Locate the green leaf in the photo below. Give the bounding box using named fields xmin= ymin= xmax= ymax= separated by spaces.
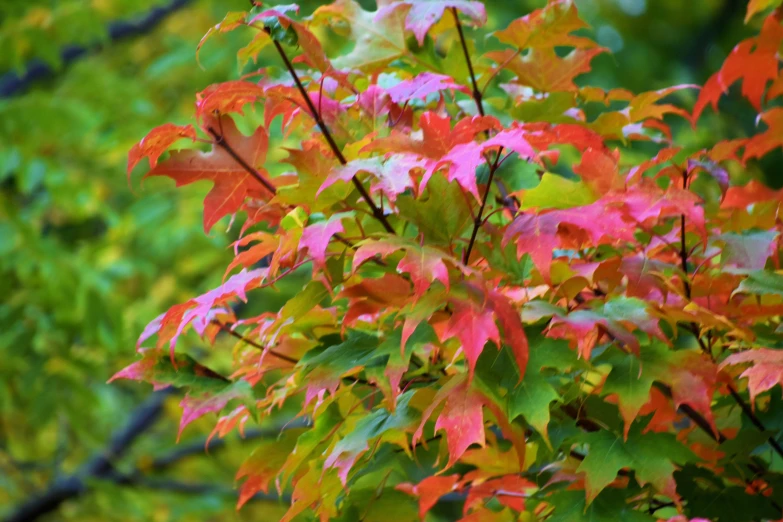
xmin=519 ymin=172 xmax=597 ymax=210
xmin=734 ymin=270 xmax=783 ymax=297
xmin=576 ymin=427 xmax=696 ymax=503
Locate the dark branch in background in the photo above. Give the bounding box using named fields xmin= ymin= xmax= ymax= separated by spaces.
xmin=266 ymin=33 xmax=395 ymax=234
xmin=0 ymin=0 xmax=192 ymax=98
xmin=4 ymin=388 xmax=175 ymax=522
xmin=4 ymin=391 xmax=309 ymax=522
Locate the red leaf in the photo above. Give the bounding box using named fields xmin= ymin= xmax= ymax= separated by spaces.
xmin=464 ymin=475 xmax=535 ymax=514
xmin=434 ymin=384 xmax=485 ymax=469
xmin=573 ymin=147 xmax=622 ymax=194
xmin=145 ymin=116 xmax=270 ymax=233
xmin=195 ymin=81 xmax=266 ymax=122
xmin=487 ymin=291 xmax=529 ymax=378
xmin=433 ymin=127 xmax=538 ymax=201
xmin=127 ymin=123 xmax=197 ymax=175
xmin=392 ymin=0 xmax=486 ymax=46
xmin=386 ymin=72 xmax=470 ymax=104
xmin=319 ymin=154 xmax=426 ymax=202
xmin=693 ymin=15 xmax=783 ymax=120
xmin=396 ymin=474 xmax=461 ymax=519
xmin=722 ymin=179 xmax=783 ymax=209
xmin=721 ymin=348 xmax=783 ymax=404
xmin=744 ymin=108 xmax=783 ymax=161
xmin=442 ymin=302 xmax=500 ymax=379
xmin=353 ymin=238 xmax=454 ymax=298
xmin=300 ymin=214 xmax=347 ymax=268
xmin=142 ymin=268 xmax=266 ymax=356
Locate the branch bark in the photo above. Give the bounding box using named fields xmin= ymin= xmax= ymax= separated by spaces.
xmin=0 ymin=0 xmax=192 ymax=98
xmin=4 ymin=388 xmax=175 ymax=522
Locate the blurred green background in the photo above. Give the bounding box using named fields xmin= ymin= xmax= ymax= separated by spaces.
xmin=0 ymin=0 xmax=770 ymax=520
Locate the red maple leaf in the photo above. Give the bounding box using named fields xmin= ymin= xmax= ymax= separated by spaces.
xmin=721 ymin=348 xmax=783 ymax=404
xmin=693 ymin=15 xmax=783 ymax=120
xmin=146 ymin=116 xmax=271 ymax=233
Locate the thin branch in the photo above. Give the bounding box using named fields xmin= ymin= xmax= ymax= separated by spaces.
xmin=677 ymin=170 xmax=783 ymax=460
xmin=267 ymin=35 xmax=395 ymax=234
xmin=212 ymin=320 xmax=298 ymax=364
xmin=206 ymin=126 xmax=278 ymax=195
xmin=463 ymin=148 xmax=503 ymax=264
xmin=451 ymin=8 xmax=484 ymax=117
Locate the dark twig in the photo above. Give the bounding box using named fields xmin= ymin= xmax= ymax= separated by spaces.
xmin=212 ymin=320 xmax=298 ymax=364
xmin=463 ymin=149 xmax=502 ymax=264
xmin=677 ymin=170 xmax=783 ymax=460
xmin=267 ymin=35 xmax=395 ymax=234
xmin=206 ymin=127 xmax=278 ymax=195
xmin=451 ymin=8 xmax=484 ymax=117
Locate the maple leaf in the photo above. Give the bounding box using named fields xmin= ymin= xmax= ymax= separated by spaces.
xmin=495 ymin=0 xmax=597 ymax=51
xmin=414 ymin=377 xmax=486 ymax=469
xmin=433 ymin=126 xmax=538 ymax=201
xmin=236 ymin=430 xmax=300 ymax=509
xmin=576 ymin=427 xmax=696 ymax=504
xmin=140 ymin=268 xmax=266 ymax=357
xmin=396 ymin=475 xmax=461 ymax=520
xmin=392 ymin=0 xmax=486 ymax=46
xmin=487 ymin=47 xmax=605 ymax=93
xmin=312 ymin=0 xmax=407 ymax=71
xmin=145 ymin=116 xmax=271 ymax=233
xmin=464 ymin=475 xmax=536 ymax=513
xmin=744 ymin=108 xmax=783 ymax=161
xmin=177 ymin=380 xmax=252 ymax=441
xmin=386 ymin=72 xmax=470 ymax=104
xmin=318 ymin=154 xmax=426 ymax=202
xmin=127 ymin=123 xmax=197 ymax=176
xmin=487 ymin=290 xmax=529 ymax=379
xmin=715 ymin=230 xmax=779 ymax=270
xmin=720 ymin=348 xmax=783 ymax=404
xmin=195 ymin=81 xmax=266 ymax=122
xmin=352 ymin=236 xmax=454 ymax=297
xmin=722 ymin=179 xmax=783 ymax=209
xmin=324 ymin=392 xmax=417 ymax=484
xmin=299 ymin=213 xmax=348 ymax=268
xmin=693 ymin=15 xmax=783 ymax=120
xmin=441 ymin=301 xmax=501 ymax=379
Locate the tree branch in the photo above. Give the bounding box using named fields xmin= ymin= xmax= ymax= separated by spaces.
xmin=206 ymin=126 xmax=278 ymax=195
xmin=0 ymin=0 xmax=192 ymax=98
xmin=267 ymin=35 xmax=395 ymax=234
xmin=4 ymin=388 xmax=176 ymax=522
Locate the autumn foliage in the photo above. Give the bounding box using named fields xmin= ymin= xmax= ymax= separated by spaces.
xmin=120 ymin=0 xmax=783 ymax=520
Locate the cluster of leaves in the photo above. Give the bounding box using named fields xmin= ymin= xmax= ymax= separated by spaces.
xmin=122 ymin=0 xmax=783 ymax=520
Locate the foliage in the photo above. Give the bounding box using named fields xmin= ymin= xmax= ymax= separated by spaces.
xmin=118 ymin=0 xmax=783 ymax=520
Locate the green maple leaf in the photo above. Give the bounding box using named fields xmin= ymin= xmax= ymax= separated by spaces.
xmin=576 ymin=427 xmax=696 ymax=503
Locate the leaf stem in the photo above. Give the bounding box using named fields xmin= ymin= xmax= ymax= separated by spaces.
xmin=267 ymin=34 xmax=395 ymax=234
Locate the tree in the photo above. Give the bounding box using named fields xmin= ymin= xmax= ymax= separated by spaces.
xmin=120 ymin=0 xmax=783 ymax=520
xmin=5 ymin=0 xmax=783 ymax=520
